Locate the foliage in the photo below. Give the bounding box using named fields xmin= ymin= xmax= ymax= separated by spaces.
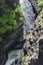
xmin=25 ymin=34 xmax=30 ymax=40
xmin=19 ymin=17 xmax=24 ymax=22
xmin=34 ymin=13 xmax=36 ymax=17
xmin=0 ymin=27 xmax=6 ymax=35
xmin=38 ymin=0 xmax=43 ymax=7
xmin=0 ymin=37 xmax=3 ymax=43
xmin=15 ymin=6 xmax=23 ymax=13
xmin=0 ymin=6 xmax=24 ymax=36
xmin=0 ymin=9 xmax=17 ymax=35
xmin=0 ymin=6 xmax=24 ymax=43
xmin=0 ymin=0 xmax=5 ymax=8
xmin=0 ymin=0 xmax=5 ymax=4
xmin=23 ymin=55 xmax=30 ymax=65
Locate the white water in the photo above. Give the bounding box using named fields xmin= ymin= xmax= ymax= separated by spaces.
xmin=5 ymin=50 xmax=23 ymax=65
xmin=19 ymin=0 xmax=35 ymax=34
xmin=5 ymin=0 xmax=35 ymax=65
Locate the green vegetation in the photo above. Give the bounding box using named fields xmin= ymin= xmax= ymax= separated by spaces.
xmin=25 ymin=34 xmax=30 ymax=40
xmin=0 ymin=37 xmax=3 ymax=43
xmin=37 ymin=0 xmax=43 ymax=11
xmin=0 ymin=5 xmax=24 ymax=43
xmin=23 ymin=55 xmax=30 ymax=65
xmin=0 ymin=0 xmax=5 ymax=8
xmin=38 ymin=0 xmax=43 ymax=7
xmin=0 ymin=0 xmax=5 ymax=4
xmin=34 ymin=13 xmax=36 ymax=17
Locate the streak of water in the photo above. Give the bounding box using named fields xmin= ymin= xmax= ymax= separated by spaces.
xmin=19 ymin=0 xmax=35 ymax=34
xmin=5 ymin=0 xmax=35 ymax=65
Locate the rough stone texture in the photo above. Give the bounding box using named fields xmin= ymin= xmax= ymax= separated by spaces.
xmin=39 ymin=39 xmax=43 ymax=64
xmin=0 ymin=24 xmax=24 ymax=65
xmin=28 ymin=10 xmax=43 ymax=65
xmin=0 ymin=1 xmax=43 ymax=65
xmin=3 ymin=10 xmax=43 ymax=65
xmin=5 ymin=0 xmax=19 ymax=8
xmin=19 ymin=10 xmax=43 ymax=65
xmin=0 ymin=51 xmax=7 ymax=65
xmin=11 ymin=10 xmax=43 ymax=65
xmin=29 ymin=0 xmax=41 ymax=15
xmin=0 ymin=0 xmax=24 ymax=65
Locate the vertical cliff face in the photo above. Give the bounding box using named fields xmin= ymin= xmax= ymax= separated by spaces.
xmin=28 ymin=0 xmax=41 ymax=15
xmin=0 ymin=0 xmax=43 ymax=65
xmin=23 ymin=9 xmax=43 ymax=65
xmin=0 ymin=0 xmax=19 ymax=16
xmin=0 ymin=0 xmax=23 ymax=65
xmin=39 ymin=39 xmax=43 ymax=64
xmin=5 ymin=0 xmax=19 ymax=8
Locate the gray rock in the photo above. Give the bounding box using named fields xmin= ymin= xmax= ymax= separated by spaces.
xmin=29 ymin=0 xmax=41 ymax=15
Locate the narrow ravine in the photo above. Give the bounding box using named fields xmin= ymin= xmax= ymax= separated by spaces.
xmin=5 ymin=0 xmax=35 ymax=65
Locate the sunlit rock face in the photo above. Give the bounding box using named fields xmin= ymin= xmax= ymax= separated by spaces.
xmin=19 ymin=0 xmax=35 ymax=34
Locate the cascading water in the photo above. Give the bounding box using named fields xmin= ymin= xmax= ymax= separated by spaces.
xmin=19 ymin=0 xmax=35 ymax=34
xmin=5 ymin=50 xmax=22 ymax=65
xmin=5 ymin=0 xmax=35 ymax=65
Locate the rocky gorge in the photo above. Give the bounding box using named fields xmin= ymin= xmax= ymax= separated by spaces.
xmin=0 ymin=0 xmax=43 ymax=65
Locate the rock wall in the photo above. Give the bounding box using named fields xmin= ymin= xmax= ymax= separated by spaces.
xmin=0 ymin=0 xmax=24 ymax=65
xmin=29 ymin=0 xmax=41 ymax=15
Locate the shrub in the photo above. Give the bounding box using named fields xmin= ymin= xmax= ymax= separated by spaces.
xmin=0 ymin=6 xmax=24 ymax=35
xmin=5 ymin=25 xmax=13 ymax=31
xmin=23 ymin=55 xmax=30 ymax=65
xmin=0 ymin=37 xmax=3 ymax=43
xmin=38 ymin=0 xmax=43 ymax=7
xmin=0 ymin=27 xmax=6 ymax=35
xmin=19 ymin=17 xmax=24 ymax=22
xmin=15 ymin=6 xmax=23 ymax=13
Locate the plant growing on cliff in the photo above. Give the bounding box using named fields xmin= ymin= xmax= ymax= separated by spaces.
xmin=0 ymin=4 xmax=24 ymax=43
xmin=0 ymin=37 xmax=3 ymax=43
xmin=0 ymin=6 xmax=24 ymax=35
xmin=25 ymin=34 xmax=30 ymax=40
xmin=23 ymin=55 xmax=30 ymax=65
xmin=38 ymin=0 xmax=43 ymax=7
xmin=0 ymin=0 xmax=5 ymax=8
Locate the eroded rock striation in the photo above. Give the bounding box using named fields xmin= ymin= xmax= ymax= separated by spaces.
xmin=9 ymin=10 xmax=43 ymax=65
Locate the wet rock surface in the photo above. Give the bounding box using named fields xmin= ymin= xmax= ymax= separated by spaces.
xmin=25 ymin=10 xmax=43 ymax=65
xmin=5 ymin=10 xmax=43 ymax=65
xmin=0 ymin=0 xmax=43 ymax=65
xmin=0 ymin=24 xmax=24 ymax=65
xmin=29 ymin=0 xmax=41 ymax=15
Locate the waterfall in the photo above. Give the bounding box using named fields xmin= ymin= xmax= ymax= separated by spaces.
xmin=5 ymin=50 xmax=22 ymax=65
xmin=5 ymin=0 xmax=35 ymax=65
xmin=19 ymin=0 xmax=35 ymax=34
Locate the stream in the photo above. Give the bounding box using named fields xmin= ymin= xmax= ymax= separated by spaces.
xmin=5 ymin=0 xmax=35 ymax=65
xmin=20 ymin=0 xmax=35 ymax=34
xmin=5 ymin=49 xmax=23 ymax=65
